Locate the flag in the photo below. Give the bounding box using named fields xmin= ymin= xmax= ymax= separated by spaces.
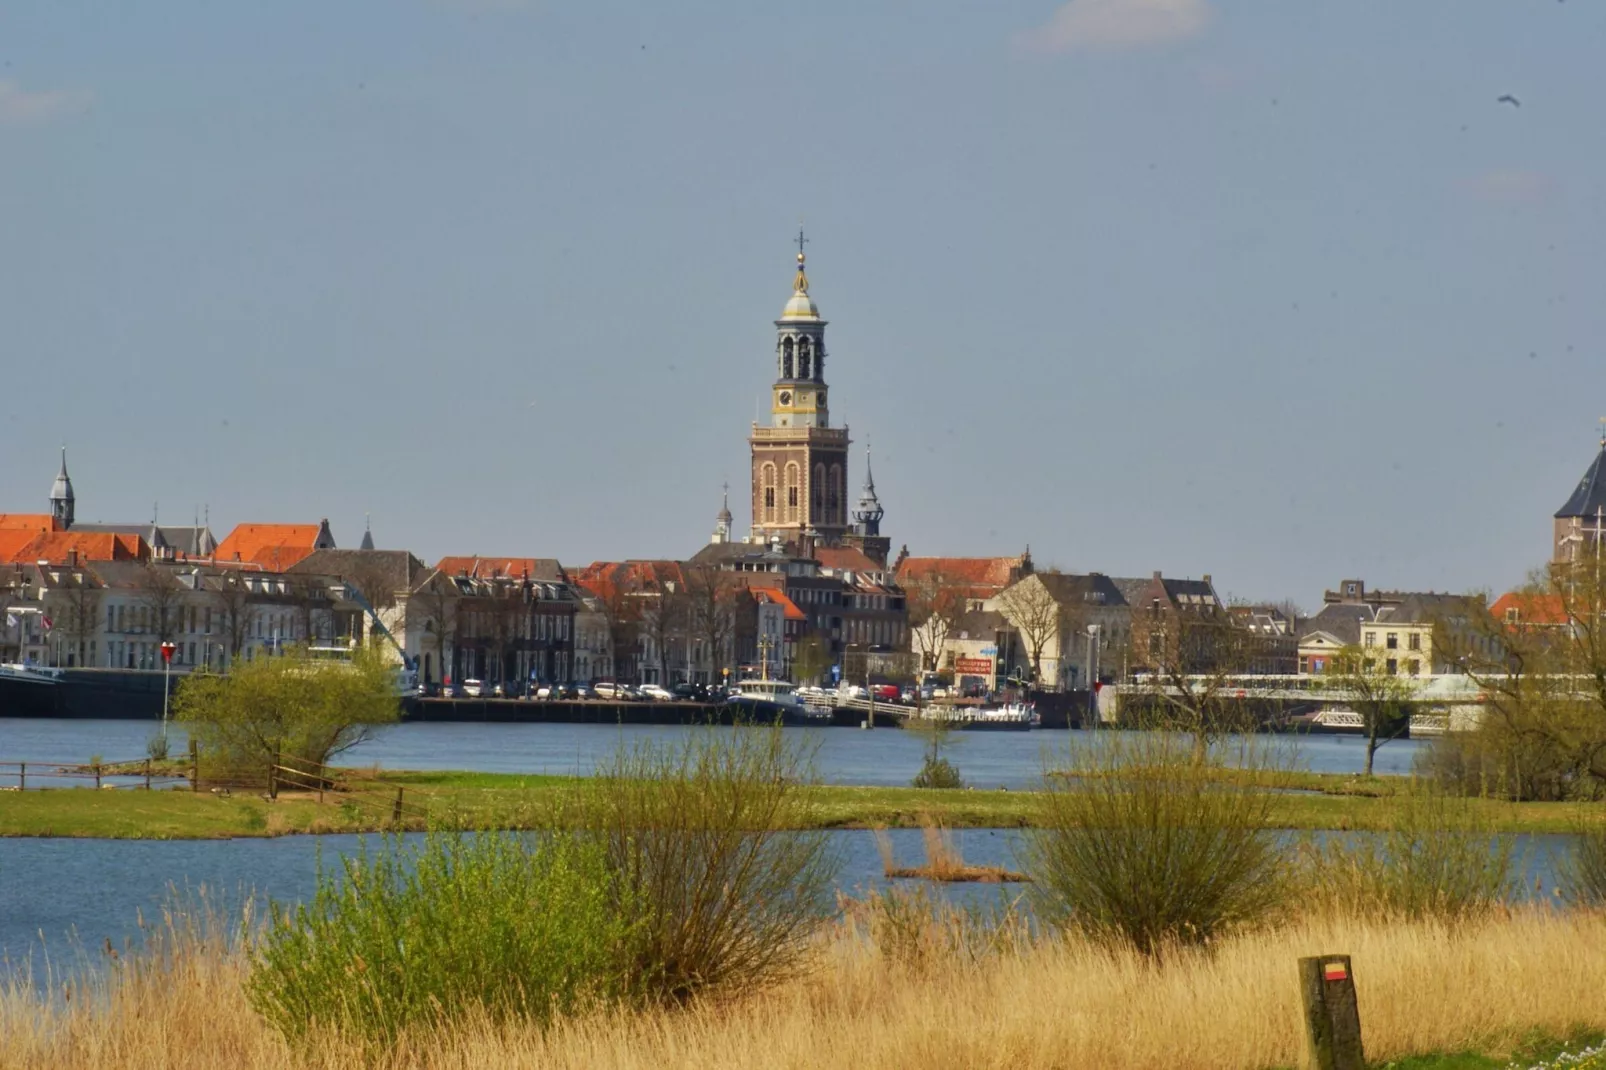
xmin=41 ymin=616 xmax=53 ymax=632
xmin=5 ymin=613 xmax=15 ymax=628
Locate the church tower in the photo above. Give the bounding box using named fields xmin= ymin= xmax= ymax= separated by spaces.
xmin=50 ymin=447 xmax=75 ymax=529
xmin=750 ymin=233 xmax=850 ymax=547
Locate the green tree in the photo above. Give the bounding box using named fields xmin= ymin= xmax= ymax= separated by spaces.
xmin=175 ymin=645 xmax=398 ymax=790
xmin=792 ymin=633 xmax=832 ymax=685
xmin=1325 ymin=643 xmax=1416 ymax=776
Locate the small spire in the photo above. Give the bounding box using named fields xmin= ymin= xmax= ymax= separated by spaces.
xmin=793 ymin=226 xmax=810 ymax=294
xmin=360 ymin=512 xmax=375 ymax=552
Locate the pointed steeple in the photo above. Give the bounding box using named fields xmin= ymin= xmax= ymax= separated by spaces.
xmin=49 ymin=446 xmax=75 ymax=529
xmin=852 ymin=440 xmax=884 ymax=536
xmin=712 ymin=483 xmax=734 ymax=544
xmin=360 ymin=513 xmax=376 ymax=551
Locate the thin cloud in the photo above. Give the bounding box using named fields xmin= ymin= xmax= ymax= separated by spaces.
xmin=1017 ymin=0 xmax=1212 ymax=53
xmin=1462 ymin=169 xmax=1557 ymax=204
xmin=0 ymin=81 xmax=92 ymax=126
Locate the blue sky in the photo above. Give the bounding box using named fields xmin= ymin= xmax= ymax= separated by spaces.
xmin=1 ymin=0 xmax=1600 ymax=608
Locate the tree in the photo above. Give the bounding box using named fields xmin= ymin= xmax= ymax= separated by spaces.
xmin=139 ymin=563 xmax=187 ymax=647
xmin=641 ymin=581 xmax=688 ymax=686
xmin=1437 ymin=559 xmax=1606 ymax=797
xmin=906 ymin=571 xmax=966 ymax=674
xmin=212 ymin=570 xmax=255 ymax=662
xmin=792 ymin=633 xmax=832 ymax=686
xmin=285 ymin=574 xmax=330 ymax=646
xmin=411 ymin=574 xmax=460 ymax=685
xmin=687 ymin=568 xmax=737 ymax=682
xmin=996 ymin=574 xmax=1065 ymax=686
xmin=1326 ymin=644 xmax=1415 ymax=776
xmin=598 ymin=583 xmax=644 ymax=685
xmin=50 ymin=569 xmax=103 ymax=668
xmin=1134 ymin=610 xmax=1257 ymax=764
xmin=175 ymin=644 xmax=399 ymax=791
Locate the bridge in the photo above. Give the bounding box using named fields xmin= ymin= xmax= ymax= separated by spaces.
xmin=1109 ymin=673 xmax=1491 ymax=734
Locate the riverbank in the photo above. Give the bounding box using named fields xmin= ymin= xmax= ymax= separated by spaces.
xmin=0 ymin=768 xmax=1595 ymax=838
xmin=3 ymin=904 xmax=1604 ymax=1069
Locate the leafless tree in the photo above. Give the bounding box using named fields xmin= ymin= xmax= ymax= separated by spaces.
xmin=1133 ymin=609 xmax=1257 ymax=763
xmin=285 ymin=574 xmax=330 ymax=646
xmin=139 ymin=563 xmax=188 ymax=646
xmin=212 ymin=571 xmax=255 ymax=661
xmin=996 ymin=575 xmax=1065 ymax=685
xmin=411 ymin=574 xmax=460 ymax=685
xmin=50 ymin=568 xmax=103 ymax=668
xmin=597 ymin=582 xmax=644 ymax=685
xmin=686 ymin=567 xmax=736 ymax=683
xmin=906 ymin=570 xmax=967 ymax=673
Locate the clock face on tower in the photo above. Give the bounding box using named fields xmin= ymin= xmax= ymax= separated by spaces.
xmin=778 ymin=391 xmax=792 ymax=406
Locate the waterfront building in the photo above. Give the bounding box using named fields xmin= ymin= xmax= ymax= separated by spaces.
xmin=1554 ymin=433 xmax=1606 ymax=565
xmin=215 ymin=521 xmax=337 ymax=571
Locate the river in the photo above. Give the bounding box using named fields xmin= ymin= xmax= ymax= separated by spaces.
xmin=0 ymin=718 xmax=1429 ymax=790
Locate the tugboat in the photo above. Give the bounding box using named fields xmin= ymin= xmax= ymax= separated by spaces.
xmin=725 ymin=677 xmax=831 ymax=727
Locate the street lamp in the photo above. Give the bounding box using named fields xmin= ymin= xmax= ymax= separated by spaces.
xmin=160 ymin=641 xmax=177 ymax=744
xmin=1086 ymin=624 xmax=1102 ymax=729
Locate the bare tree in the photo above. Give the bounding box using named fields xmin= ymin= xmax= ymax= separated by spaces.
xmin=686 ymin=568 xmax=737 ymax=683
xmin=1326 ymin=644 xmax=1415 ymax=776
xmin=411 ymin=574 xmax=460 ymax=686
xmin=139 ymin=563 xmax=188 ymax=647
xmin=641 ymin=581 xmax=688 ymax=686
xmin=793 ymin=632 xmax=832 ymax=686
xmin=50 ymin=569 xmax=103 ymax=668
xmin=285 ymin=574 xmax=330 ymax=646
xmin=212 ymin=571 xmax=255 ymax=661
xmin=996 ymin=575 xmax=1065 ymax=685
xmin=906 ymin=570 xmax=967 ymax=674
xmin=1134 ymin=610 xmax=1257 ymax=763
xmin=598 ymin=583 xmax=644 ymax=685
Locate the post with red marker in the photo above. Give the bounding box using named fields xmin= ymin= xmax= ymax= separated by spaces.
xmin=1298 ymin=953 xmax=1364 ymax=1070
xmin=160 ymin=641 xmax=177 ymax=747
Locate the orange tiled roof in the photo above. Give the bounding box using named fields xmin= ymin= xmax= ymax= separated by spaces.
xmin=755 ymin=588 xmax=807 ymax=622
xmin=896 ymin=556 xmax=1021 ymax=588
xmin=813 ymin=547 xmax=881 ymax=574
xmin=435 ymin=556 xmax=555 ymax=581
xmin=1490 ymin=591 xmax=1569 ymax=626
xmin=0 ymin=529 xmax=42 ymax=564
xmin=7 ymin=531 xmax=149 ymax=565
xmin=0 ymin=514 xmax=59 ymax=533
xmin=215 ymin=523 xmax=325 ymax=570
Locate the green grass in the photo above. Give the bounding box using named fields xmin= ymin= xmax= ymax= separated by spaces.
xmin=0 ymin=770 xmax=1599 ymax=839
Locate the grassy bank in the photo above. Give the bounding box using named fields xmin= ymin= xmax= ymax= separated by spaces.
xmin=4 ymin=905 xmax=1605 ymax=1069
xmin=0 ymin=768 xmax=1596 ymax=838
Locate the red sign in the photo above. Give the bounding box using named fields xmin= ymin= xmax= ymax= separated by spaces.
xmin=160 ymin=642 xmax=176 ymax=664
xmin=954 ymin=657 xmax=993 ymax=676
xmin=1323 ymin=962 xmax=1348 ymax=982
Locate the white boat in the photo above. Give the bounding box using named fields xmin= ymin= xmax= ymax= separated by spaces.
xmin=725 ymin=679 xmax=830 ymax=725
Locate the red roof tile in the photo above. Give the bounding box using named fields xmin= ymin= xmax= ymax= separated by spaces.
xmin=813 ymin=547 xmax=881 ymax=574
xmin=0 ymin=514 xmax=59 ymax=533
xmin=754 ymin=588 xmax=807 ymax=621
xmin=6 ymin=531 xmax=149 ymax=565
xmin=215 ymin=523 xmax=326 ymax=570
xmin=896 ymin=556 xmax=1023 ymax=588
xmin=1489 ymin=591 xmax=1569 ymax=627
xmin=434 ymin=556 xmax=562 ymax=582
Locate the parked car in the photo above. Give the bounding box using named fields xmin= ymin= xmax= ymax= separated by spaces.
xmin=671 ymin=682 xmax=710 ymax=701
xmin=838 ymin=684 xmax=868 ymax=700
xmin=593 ymin=681 xmax=635 ymax=700
xmin=461 ymin=679 xmax=484 ymax=697
xmin=640 ymin=684 xmax=675 ymax=702
xmin=415 ymin=681 xmax=441 ymax=698
xmin=871 ymin=684 xmax=900 ymax=702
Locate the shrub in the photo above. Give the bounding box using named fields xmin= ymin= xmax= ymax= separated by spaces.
xmin=576 ymin=724 xmax=841 ymax=1004
xmin=912 ymin=754 xmax=964 ymax=789
xmin=841 ymin=885 xmax=1029 ymax=972
xmin=176 ymin=646 xmax=398 ymax=790
xmin=1293 ymin=789 xmax=1516 ymax=922
xmin=1416 ymin=722 xmax=1590 ymax=802
xmin=1561 ymin=819 xmax=1606 ymax=907
xmin=1022 ymin=731 xmax=1287 ymax=959
xmin=247 ymin=830 xmax=635 ymax=1048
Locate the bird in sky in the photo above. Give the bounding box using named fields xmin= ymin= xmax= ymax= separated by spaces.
xmin=1497 ymin=94 xmax=1521 ymax=108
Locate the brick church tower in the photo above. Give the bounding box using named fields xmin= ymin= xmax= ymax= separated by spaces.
xmin=749 ymin=234 xmax=851 ymax=548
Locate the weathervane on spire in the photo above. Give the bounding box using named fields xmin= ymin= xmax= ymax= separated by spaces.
xmin=792 ymin=226 xmax=810 ymax=293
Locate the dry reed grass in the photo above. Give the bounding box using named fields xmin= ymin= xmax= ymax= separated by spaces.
xmin=872 ymin=821 xmax=1029 ymax=883
xmin=6 ymin=905 xmax=1606 ymax=1070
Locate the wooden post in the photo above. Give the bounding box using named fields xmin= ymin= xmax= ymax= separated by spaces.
xmin=18 ymin=762 xmax=24 ymax=791
xmin=144 ymin=758 xmax=152 ymax=792
xmin=190 ymin=739 xmax=199 ymax=791
xmin=268 ymin=742 xmax=280 ymax=800
xmin=1299 ymin=954 xmax=1364 ymax=1070
xmin=93 ymin=762 xmax=101 ymax=790
xmin=392 ymin=787 xmax=405 ymax=826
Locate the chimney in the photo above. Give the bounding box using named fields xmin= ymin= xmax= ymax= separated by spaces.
xmin=1202 ymin=574 xmax=1212 ymax=587
xmin=67 ymin=548 xmax=79 ymax=567
xmin=1152 ymin=570 xmax=1162 ymax=580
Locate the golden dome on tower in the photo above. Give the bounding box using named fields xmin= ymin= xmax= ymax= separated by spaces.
xmin=779 ymin=251 xmax=821 ymax=321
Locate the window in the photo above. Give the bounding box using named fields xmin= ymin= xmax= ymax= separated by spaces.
xmin=788 ymin=486 xmax=798 ymax=507
xmin=106 ymin=605 xmax=115 ymax=631
xmin=1408 ymin=633 xmax=1421 ymax=651
xmin=1363 ymin=632 xmax=1375 ymax=648
xmin=1386 ymin=658 xmax=1398 ymax=675
xmin=1506 ymin=607 xmax=1520 ymax=624
xmin=1408 ymin=659 xmax=1420 ymax=676
xmin=1386 ymin=632 xmax=1398 ymax=650
xmin=1149 ymin=633 xmax=1162 ymax=656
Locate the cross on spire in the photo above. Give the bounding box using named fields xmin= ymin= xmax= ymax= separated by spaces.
xmin=795 ymin=226 xmax=808 ymax=261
